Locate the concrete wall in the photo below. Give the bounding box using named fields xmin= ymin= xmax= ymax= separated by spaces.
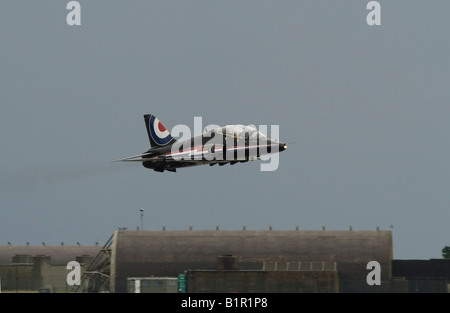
xmin=186 ymin=270 xmax=340 ymax=293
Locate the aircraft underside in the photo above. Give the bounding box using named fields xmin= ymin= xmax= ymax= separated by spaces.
xmin=142 ymin=159 xmax=250 ymax=173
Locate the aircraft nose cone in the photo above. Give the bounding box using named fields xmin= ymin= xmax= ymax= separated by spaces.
xmin=279 ymin=142 xmax=287 ymax=151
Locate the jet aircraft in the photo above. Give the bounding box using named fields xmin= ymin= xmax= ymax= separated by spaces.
xmin=115 ymin=114 xmax=287 ymax=172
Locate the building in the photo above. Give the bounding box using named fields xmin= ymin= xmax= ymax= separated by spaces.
xmin=0 ymin=244 xmax=101 ymax=292
xmin=1 ymin=228 xmax=449 ymax=293
xmin=108 ymin=228 xmax=392 ymax=293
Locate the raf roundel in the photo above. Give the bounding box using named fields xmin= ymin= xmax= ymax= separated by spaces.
xmin=149 ymin=115 xmax=173 ymax=146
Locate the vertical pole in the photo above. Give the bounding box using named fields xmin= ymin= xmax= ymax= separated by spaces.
xmin=139 ymin=209 xmax=144 ymax=231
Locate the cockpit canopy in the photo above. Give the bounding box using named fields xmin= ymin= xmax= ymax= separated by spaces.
xmin=211 ymin=124 xmax=268 ymax=140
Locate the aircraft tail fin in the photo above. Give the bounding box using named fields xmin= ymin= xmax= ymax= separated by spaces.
xmin=144 ymin=114 xmax=176 ymax=148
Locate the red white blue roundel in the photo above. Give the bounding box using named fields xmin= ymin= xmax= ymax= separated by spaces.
xmin=149 ymin=115 xmax=173 ymax=146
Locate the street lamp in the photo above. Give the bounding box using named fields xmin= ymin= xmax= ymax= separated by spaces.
xmin=139 ymin=208 xmax=144 ymax=231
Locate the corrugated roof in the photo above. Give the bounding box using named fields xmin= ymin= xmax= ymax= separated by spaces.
xmin=0 ymin=246 xmax=102 ymax=265
xmin=114 ymin=229 xmax=392 ymax=263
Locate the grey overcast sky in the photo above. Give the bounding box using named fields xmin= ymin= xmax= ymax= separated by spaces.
xmin=0 ymin=1 xmax=449 ymax=260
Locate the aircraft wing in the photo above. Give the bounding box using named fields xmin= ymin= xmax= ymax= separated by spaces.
xmin=113 ymin=146 xmax=256 ymax=172
xmin=111 ymin=152 xmax=157 ymax=162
